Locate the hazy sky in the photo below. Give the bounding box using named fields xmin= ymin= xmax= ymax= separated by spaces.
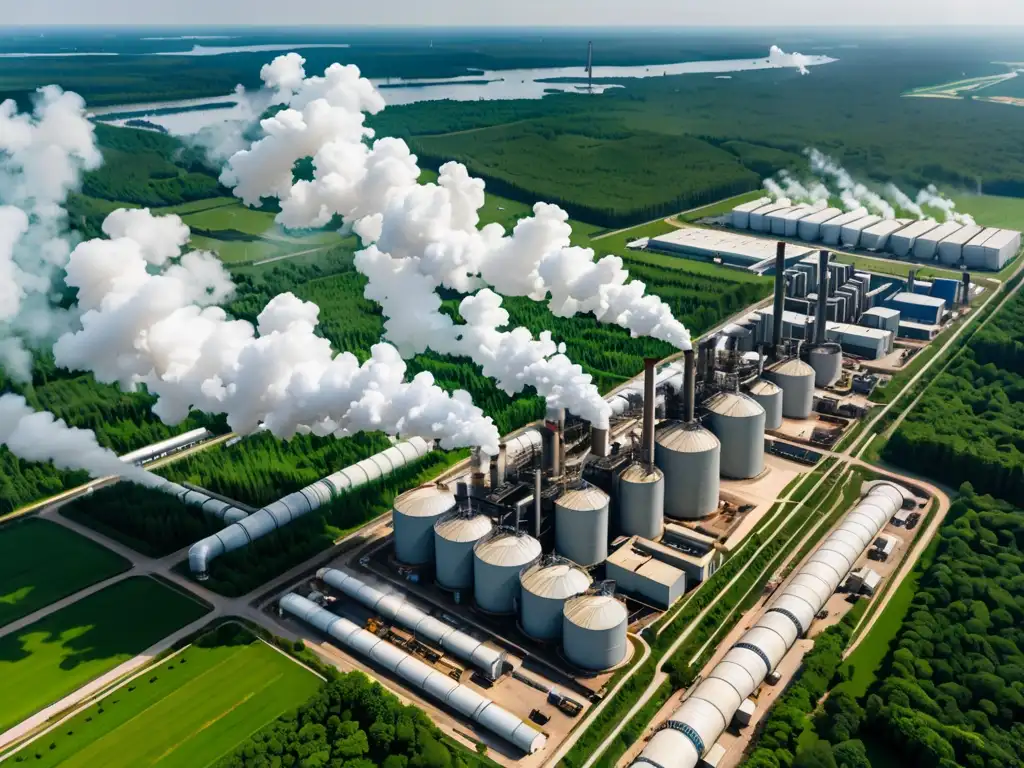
xmin=10 ymin=0 xmax=1024 ymax=27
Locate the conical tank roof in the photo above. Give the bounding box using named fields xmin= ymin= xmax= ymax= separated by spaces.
xmin=394 ymin=484 xmax=456 ymax=517
xmin=474 ymin=531 xmax=542 ymax=566
xmin=563 ymin=594 xmax=628 ymax=629
xmin=434 ymin=513 xmax=493 ymax=542
xmin=520 ymin=562 xmax=592 ymax=599
xmin=748 ymin=379 xmax=781 ymax=396
xmin=705 ymin=391 xmax=765 ymax=418
xmin=769 ymin=358 xmax=815 ymax=377
xmin=656 ymin=421 xmax=720 ymax=453
xmin=619 ymin=463 xmax=663 ymax=484
xmin=556 ymin=486 xmax=609 ymax=511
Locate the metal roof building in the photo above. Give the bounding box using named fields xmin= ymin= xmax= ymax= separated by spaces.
xmin=824 ymin=322 xmax=893 ymax=359
xmin=647 ymin=228 xmax=816 ymax=271
xmin=840 ymin=214 xmax=882 ymax=248
xmin=731 ymin=198 xmax=772 ymax=229
xmin=889 ymin=219 xmax=940 ymax=257
xmin=821 ymin=209 xmax=869 ymax=245
xmin=883 ymin=291 xmax=946 ymax=325
xmin=936 ymin=223 xmax=982 ymax=266
xmin=974 ymin=229 xmax=1021 ymax=271
xmin=778 ymin=205 xmax=820 ymax=237
xmin=860 ymin=306 xmax=901 ymax=333
xmin=749 ymin=202 xmax=793 ymax=232
xmin=628 ymin=482 xmax=911 ymax=768
xmin=911 ymin=221 xmax=962 ymax=261
xmin=797 ymin=207 xmax=842 ymax=241
xmin=859 ymin=219 xmax=909 ymax=251
xmin=606 ymin=539 xmax=687 ymax=609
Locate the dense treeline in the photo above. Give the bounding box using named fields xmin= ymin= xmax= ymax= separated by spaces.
xmin=859 ymin=487 xmax=1024 ymax=768
xmin=61 ymin=483 xmax=224 ymax=557
xmin=886 ymin=290 xmax=1024 ymax=505
xmin=410 ymin=119 xmax=760 ymax=228
xmin=214 ymin=655 xmax=493 ymax=768
xmin=159 ymin=431 xmax=394 ymax=508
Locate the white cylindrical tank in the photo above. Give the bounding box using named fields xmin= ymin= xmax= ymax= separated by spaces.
xmin=655 ymin=422 xmax=721 ymax=519
xmin=747 ymin=379 xmax=783 ymax=431
xmin=808 ymin=344 xmax=842 ymax=388
xmin=768 ymin=358 xmax=815 ymax=419
xmin=562 ymin=593 xmax=629 ymax=671
xmin=434 ymin=513 xmax=494 ymax=590
xmin=519 ymin=560 xmax=593 ymax=641
xmin=393 ymin=485 xmax=457 ymax=565
xmin=705 ymin=391 xmax=765 ymax=480
xmin=473 ymin=532 xmax=542 ymax=614
xmin=617 ymin=463 xmax=665 ymax=539
xmin=555 ymin=486 xmax=610 ymax=567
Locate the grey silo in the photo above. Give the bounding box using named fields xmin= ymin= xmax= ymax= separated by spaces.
xmin=654 ymin=422 xmax=721 ymax=519
xmin=767 ymin=358 xmax=815 ymax=419
xmin=562 ymin=593 xmax=629 ymax=671
xmin=393 ymin=484 xmax=457 ymax=565
xmin=617 ymin=463 xmax=665 ymax=539
xmin=473 ymin=532 xmax=542 ymax=614
xmin=555 ymin=486 xmax=611 ymax=567
xmin=808 ymin=345 xmax=842 ymax=388
xmin=747 ymin=379 xmax=783 ymax=430
xmin=519 ymin=560 xmax=593 ymax=640
xmin=433 ymin=513 xmax=494 ymax=590
xmin=705 ymin=391 xmax=766 ymax=480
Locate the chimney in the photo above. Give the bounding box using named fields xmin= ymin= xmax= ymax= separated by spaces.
xmin=907 ymin=269 xmax=916 ymax=294
xmin=642 ymin=357 xmax=657 ymax=468
xmin=772 ymin=241 xmax=786 ymax=355
xmin=962 ymin=270 xmax=971 ymax=306
xmin=683 ymin=349 xmax=696 ymax=423
xmin=533 ymin=469 xmax=543 ymax=538
xmin=816 ymin=250 xmax=830 ymax=345
xmin=489 ymin=455 xmax=500 ymax=489
xmin=471 ymin=448 xmax=486 ymax=494
xmin=497 ymin=443 xmax=507 ymax=484
xmin=591 ymin=426 xmax=609 ymax=458
xmin=544 ymin=406 xmax=564 ymax=478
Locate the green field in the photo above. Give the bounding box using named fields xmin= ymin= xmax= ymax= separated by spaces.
xmin=0 ymin=519 xmax=131 ymax=629
xmin=0 ymin=576 xmax=210 ymax=733
xmin=951 ymin=192 xmax=1024 ymax=230
xmin=17 ymin=625 xmax=321 ymax=768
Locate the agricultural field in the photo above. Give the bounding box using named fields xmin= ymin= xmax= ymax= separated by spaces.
xmin=17 ymin=624 xmax=321 ymax=768
xmin=951 ymin=192 xmax=1024 ymax=230
xmin=0 ymin=519 xmax=130 ymax=628
xmin=0 ymin=576 xmax=210 ymax=733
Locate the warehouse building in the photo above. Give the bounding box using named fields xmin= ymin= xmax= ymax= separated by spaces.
xmin=821 ymin=209 xmax=871 ymax=245
xmin=846 ymin=567 xmax=882 ymax=596
xmin=731 ymin=198 xmax=772 ymax=229
xmin=606 ymin=539 xmax=687 ymax=609
xmin=777 ymin=205 xmax=820 ymax=237
xmin=860 ymin=307 xmax=901 ymax=333
xmin=860 ymin=219 xmax=909 ymax=251
xmin=883 ymin=291 xmax=946 ymax=325
xmin=753 ymin=308 xmax=816 ymax=344
xmin=929 ymin=277 xmax=962 ymax=307
xmin=646 ymin=228 xmax=815 ymax=271
xmin=889 ymin=220 xmax=940 ymax=257
xmin=797 ymin=207 xmax=843 ymax=241
xmin=912 ymin=221 xmax=962 ymax=261
xmin=749 ymin=202 xmax=796 ymax=232
xmin=937 ymin=224 xmax=982 ymax=266
xmin=825 ymin=322 xmax=893 ymax=359
xmin=840 ymin=214 xmax=882 ymax=248
xmin=898 ymin=321 xmax=938 ymax=341
xmin=966 ymin=228 xmax=1021 ymax=271
xmin=767 ymin=205 xmax=810 ymax=235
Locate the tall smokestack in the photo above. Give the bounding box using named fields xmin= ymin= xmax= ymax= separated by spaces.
xmin=772 ymin=241 xmax=786 ymax=355
xmin=642 ymin=357 xmax=657 ymax=468
xmin=497 ymin=443 xmax=507 ymax=484
xmin=907 ymin=269 xmax=916 ymax=294
xmin=489 ymin=455 xmax=500 ymax=489
xmin=683 ymin=349 xmax=696 ymax=423
xmin=533 ymin=469 xmax=543 ymax=538
xmin=816 ymin=250 xmax=829 ymax=345
xmin=591 ymin=426 xmax=609 ymax=458
xmin=962 ymin=271 xmax=971 ymax=306
xmin=544 ymin=406 xmax=564 ymax=478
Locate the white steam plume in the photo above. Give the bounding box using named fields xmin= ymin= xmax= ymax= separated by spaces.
xmin=915 ymin=184 xmax=976 ymax=225
xmin=767 ymin=46 xmax=815 ymax=76
xmin=52 ymin=208 xmax=501 ymax=454
xmin=219 ymin=56 xmax=695 ymax=428
xmin=0 ymin=394 xmax=166 ymax=487
xmin=884 ymin=182 xmax=924 ymax=219
xmin=0 ymin=87 xmax=102 ymax=378
xmin=805 ymin=149 xmax=896 ymax=219
xmin=763 ymin=170 xmax=829 ymax=209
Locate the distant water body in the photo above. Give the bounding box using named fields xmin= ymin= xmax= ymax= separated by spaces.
xmin=0 ymin=43 xmax=349 ymax=58
xmin=92 ymin=52 xmax=836 ymax=135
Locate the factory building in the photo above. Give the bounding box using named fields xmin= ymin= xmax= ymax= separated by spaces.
xmin=883 ymin=291 xmax=946 ymax=325
xmin=821 ymin=210 xmax=870 ymax=245
xmin=846 ymin=566 xmax=882 ymax=596
xmin=645 ymin=228 xmax=815 ymax=272
xmin=968 ymin=228 xmax=1021 ymax=271
xmin=824 ymin=322 xmax=893 ymax=360
xmin=606 ymin=539 xmax=688 ymax=608
xmin=840 ymin=214 xmax=882 ymax=248
xmin=912 ymin=221 xmax=962 ymax=261
xmin=937 ymin=224 xmax=982 ymax=266
xmin=777 ymin=205 xmax=819 ymax=237
xmin=731 ymin=198 xmax=772 ymax=229
xmin=628 ymin=482 xmax=912 ymax=768
xmin=889 ymin=220 xmax=941 ymax=257
xmin=860 ymin=307 xmax=901 ymax=334
xmin=859 ymin=219 xmax=908 ymax=251
xmin=749 ymin=202 xmax=794 ymax=233
xmin=797 ymin=208 xmax=842 ymax=241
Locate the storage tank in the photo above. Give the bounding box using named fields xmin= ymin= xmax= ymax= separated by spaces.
xmin=767 ymin=358 xmax=815 ymax=419
xmin=555 ymin=486 xmax=610 ymax=567
xmin=705 ymin=391 xmax=765 ymax=480
xmin=473 ymin=532 xmax=542 ymax=614
xmin=562 ymin=593 xmax=629 ymax=671
xmin=617 ymin=463 xmax=665 ymax=539
xmin=747 ymin=379 xmax=783 ymax=430
xmin=654 ymin=422 xmax=721 ymax=519
xmin=434 ymin=513 xmax=494 ymax=590
xmin=393 ymin=484 xmax=456 ymax=565
xmin=808 ymin=343 xmax=842 ymax=388
xmin=519 ymin=559 xmax=593 ymax=641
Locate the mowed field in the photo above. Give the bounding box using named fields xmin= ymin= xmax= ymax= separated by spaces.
xmin=20 ymin=627 xmax=321 ymax=768
xmin=951 ymin=192 xmax=1024 ymax=230
xmin=0 ymin=576 xmax=210 ymax=732
xmin=0 ymin=519 xmax=131 ymax=629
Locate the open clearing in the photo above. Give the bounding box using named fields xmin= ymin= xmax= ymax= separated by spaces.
xmin=0 ymin=576 xmax=210 ymax=733
xmin=0 ymin=519 xmax=131 ymax=629
xmin=951 ymin=192 xmax=1024 ymax=230
xmin=19 ymin=627 xmax=320 ymax=768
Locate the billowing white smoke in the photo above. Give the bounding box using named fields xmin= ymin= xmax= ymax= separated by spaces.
xmin=52 ymin=208 xmax=501 ymax=454
xmin=0 ymin=394 xmax=165 ymax=487
xmin=763 ymin=171 xmax=830 ymax=209
xmin=884 ymin=183 xmax=925 ymax=219
xmin=806 ymin=149 xmax=896 ymax=219
xmin=219 ymin=56 xmax=694 ymax=429
xmin=915 ymin=184 xmax=976 ymax=226
xmin=767 ymin=46 xmax=815 ymax=76
xmin=0 ymin=87 xmax=102 ymax=378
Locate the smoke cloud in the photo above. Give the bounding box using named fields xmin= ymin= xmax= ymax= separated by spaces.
xmin=52 ymin=208 xmax=501 ymax=453
xmin=0 ymin=87 xmax=102 ymax=379
xmin=762 ymin=171 xmax=829 ymax=209
xmin=219 ymin=55 xmax=695 ymax=428
xmin=0 ymin=394 xmax=166 ymax=487
xmin=916 ymin=184 xmax=976 ymax=226
xmin=805 ymin=149 xmax=896 ymax=219
xmin=767 ymin=46 xmax=815 ymax=76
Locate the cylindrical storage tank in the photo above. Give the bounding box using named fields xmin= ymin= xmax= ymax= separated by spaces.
xmin=768 ymin=358 xmax=815 ymax=419
xmin=473 ymin=532 xmax=542 ymax=614
xmin=654 ymin=422 xmax=721 ymax=520
xmin=519 ymin=560 xmax=593 ymax=641
xmin=555 ymin=486 xmax=610 ymax=567
xmin=617 ymin=463 xmax=665 ymax=539
xmin=433 ymin=513 xmax=494 ymax=590
xmin=705 ymin=391 xmax=765 ymax=480
xmin=808 ymin=344 xmax=842 ymax=388
xmin=747 ymin=379 xmax=783 ymax=431
xmin=393 ymin=485 xmax=456 ymax=565
xmin=562 ymin=593 xmax=628 ymax=671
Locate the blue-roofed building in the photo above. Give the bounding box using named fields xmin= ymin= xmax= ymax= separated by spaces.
xmin=930 ymin=278 xmax=961 ymax=308
xmin=883 ymin=291 xmax=946 ymax=325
